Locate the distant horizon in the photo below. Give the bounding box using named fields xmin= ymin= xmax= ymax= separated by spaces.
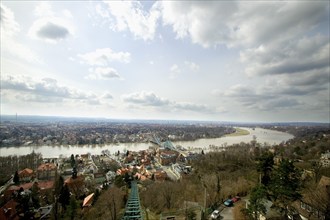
xmin=1 ymin=114 xmax=329 ymax=125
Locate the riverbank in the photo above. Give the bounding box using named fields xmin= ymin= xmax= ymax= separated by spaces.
xmin=224 ymin=127 xmax=250 ymax=137
xmin=0 ymin=127 xmax=294 ymax=157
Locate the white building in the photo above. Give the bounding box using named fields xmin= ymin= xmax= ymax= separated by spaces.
xmin=320 ymin=151 xmax=330 ymax=167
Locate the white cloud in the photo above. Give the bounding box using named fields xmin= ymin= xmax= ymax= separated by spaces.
xmin=122 ymin=91 xmax=170 ymax=106
xmin=97 ymin=1 xmax=161 ymax=41
xmin=0 ymin=4 xmax=41 ymax=63
xmin=159 ymin=1 xmax=329 ymax=48
xmin=95 ymin=3 xmax=110 ymax=18
xmin=160 ymin=1 xmax=237 ymax=47
xmin=78 ymin=48 xmax=131 ymax=66
xmin=62 ymin=9 xmax=73 ymax=18
xmin=1 ymin=75 xmax=97 ymax=103
xmin=122 ymin=91 xmax=219 ymax=114
xmin=169 ymin=61 xmax=200 ymax=79
xmin=169 ymin=64 xmax=181 ymax=79
xmin=86 ymin=67 xmax=120 ymax=80
xmin=0 ymin=3 xmax=20 ymax=36
xmin=101 ymin=92 xmax=113 ymax=99
xmin=34 ymin=2 xmax=54 ymax=17
xmin=184 ymin=61 xmax=200 ymax=72
xmin=2 ymin=38 xmax=42 ymax=63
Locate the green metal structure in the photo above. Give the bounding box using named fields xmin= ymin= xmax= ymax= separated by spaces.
xmin=122 ymin=181 xmax=143 ymax=220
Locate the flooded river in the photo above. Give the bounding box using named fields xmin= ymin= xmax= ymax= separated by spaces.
xmin=0 ymin=127 xmax=293 ymax=158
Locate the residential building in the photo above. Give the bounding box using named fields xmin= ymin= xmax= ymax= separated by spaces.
xmin=293 ymin=176 xmax=330 ymax=220
xmin=37 ymin=163 xmax=57 ymax=180
xmin=18 ymin=168 xmax=34 ymax=182
xmin=158 ymin=150 xmax=179 ymax=166
xmin=320 ymin=152 xmax=330 ymax=167
xmin=153 ymin=170 xmax=167 ymax=181
xmin=65 ymin=175 xmax=86 ymax=197
xmin=93 ymin=173 xmax=106 ymax=185
xmin=83 ymin=193 xmax=94 ymax=208
xmin=0 ymin=199 xmax=19 ymax=220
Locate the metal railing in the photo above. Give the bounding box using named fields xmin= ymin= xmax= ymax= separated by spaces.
xmin=122 ymin=181 xmax=143 ymax=220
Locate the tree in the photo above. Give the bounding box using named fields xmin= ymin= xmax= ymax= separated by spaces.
xmin=186 ymin=208 xmax=197 ymax=220
xmin=70 ymin=154 xmax=75 ymax=168
xmin=13 ymin=170 xmax=19 ymax=185
xmin=31 ymin=182 xmax=40 ymax=208
xmin=256 ymin=152 xmax=274 ymax=186
xmin=59 ymin=184 xmax=70 ymax=211
xmin=269 ymin=159 xmax=302 ymax=218
xmin=162 ymin=181 xmax=177 ymax=209
xmin=246 ymin=185 xmax=267 ymax=220
xmin=69 ymin=196 xmax=77 ymax=220
xmin=72 ymin=166 xmax=77 ymax=179
xmin=311 ymin=160 xmax=322 ymax=183
xmin=114 ymin=175 xmax=125 ymax=188
xmin=53 ymin=174 xmax=64 ymax=219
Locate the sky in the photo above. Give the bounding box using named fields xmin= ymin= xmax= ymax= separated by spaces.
xmin=0 ymin=1 xmax=329 ymax=123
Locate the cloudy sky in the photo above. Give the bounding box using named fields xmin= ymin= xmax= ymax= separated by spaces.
xmin=1 ymin=1 xmax=329 ymax=122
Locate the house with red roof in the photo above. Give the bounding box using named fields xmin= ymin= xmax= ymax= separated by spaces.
xmin=37 ymin=163 xmax=57 ymax=181
xmin=82 ymin=193 xmax=94 ymax=208
xmin=0 ymin=199 xmax=19 ymax=220
xmin=18 ymin=168 xmax=34 ymax=182
xmin=65 ymin=175 xmax=86 ymax=197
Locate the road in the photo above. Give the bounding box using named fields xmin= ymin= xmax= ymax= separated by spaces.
xmin=220 ymin=206 xmax=234 ymax=220
xmin=0 ymin=177 xmax=13 ymax=194
xmin=163 ymin=166 xmax=180 ymax=181
xmin=209 ymin=204 xmax=234 ymax=220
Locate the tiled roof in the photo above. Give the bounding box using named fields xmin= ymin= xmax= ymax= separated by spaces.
xmin=83 ymin=193 xmax=94 ymax=207
xmin=38 ymin=181 xmax=54 ymax=190
xmin=0 ymin=199 xmax=19 ymax=220
xmin=37 ymin=163 xmax=56 ymax=171
xmin=18 ymin=168 xmax=33 ymax=176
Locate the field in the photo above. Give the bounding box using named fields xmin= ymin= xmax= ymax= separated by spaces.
xmin=225 ymin=127 xmax=250 ymax=137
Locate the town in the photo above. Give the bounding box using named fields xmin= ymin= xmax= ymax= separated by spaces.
xmin=0 ymin=121 xmax=329 ymax=220
xmin=0 ymin=133 xmax=204 ymax=219
xmin=0 ymin=116 xmax=234 ymax=147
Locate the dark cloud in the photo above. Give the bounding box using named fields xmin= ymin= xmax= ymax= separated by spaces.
xmin=235 ymin=2 xmax=329 ymax=46
xmin=241 ymin=35 xmax=329 ymax=76
xmin=264 ymin=68 xmax=329 ymax=96
xmin=36 ymin=22 xmax=69 ymax=40
xmin=261 ymin=98 xmax=300 ymax=110
xmin=220 ymin=84 xmax=303 ymax=111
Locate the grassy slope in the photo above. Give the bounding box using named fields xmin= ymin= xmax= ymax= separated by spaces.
xmin=225 ymin=128 xmax=250 ymax=137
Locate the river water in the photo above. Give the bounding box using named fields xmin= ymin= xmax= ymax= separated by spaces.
xmin=0 ymin=127 xmax=293 ymax=158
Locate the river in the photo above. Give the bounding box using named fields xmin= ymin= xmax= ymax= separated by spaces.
xmin=0 ymin=127 xmax=293 ymax=158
